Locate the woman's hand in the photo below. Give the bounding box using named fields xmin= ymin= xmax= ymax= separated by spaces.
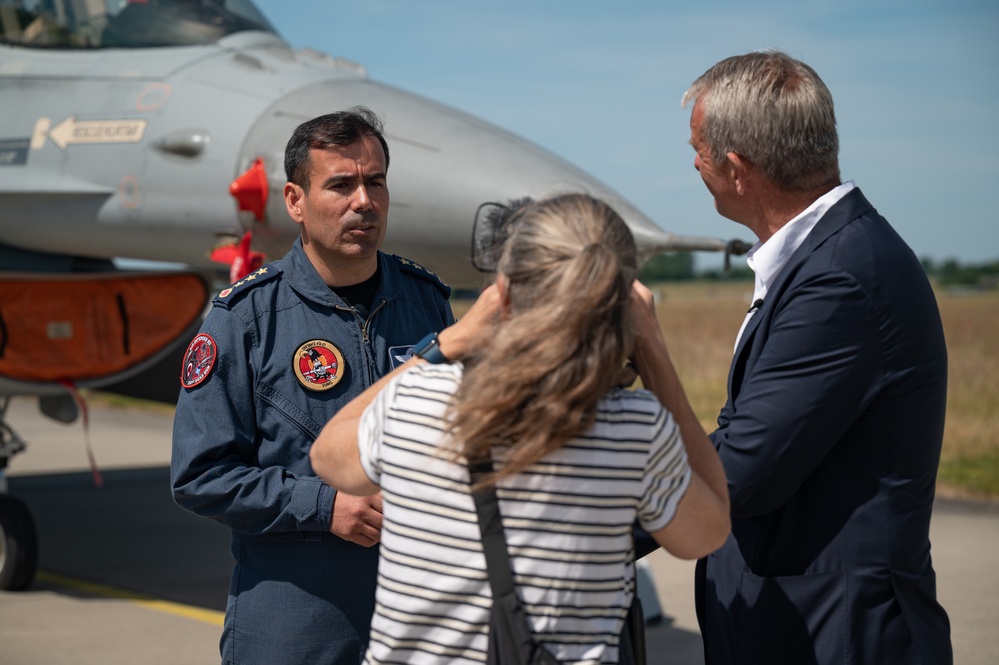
xmin=628 ymin=280 xmax=668 ymax=380
xmin=438 ymin=282 xmax=503 ymax=361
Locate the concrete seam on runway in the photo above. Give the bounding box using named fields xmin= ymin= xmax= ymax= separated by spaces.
xmin=37 ymin=570 xmax=225 ymax=627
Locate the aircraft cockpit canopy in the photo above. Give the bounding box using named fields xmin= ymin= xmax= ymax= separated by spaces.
xmin=0 ymin=0 xmax=277 ymax=48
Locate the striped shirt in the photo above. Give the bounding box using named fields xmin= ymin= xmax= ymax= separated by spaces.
xmin=357 ymin=363 xmax=691 ymax=664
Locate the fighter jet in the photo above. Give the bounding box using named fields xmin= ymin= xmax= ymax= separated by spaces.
xmin=0 ymin=0 xmax=748 ymax=590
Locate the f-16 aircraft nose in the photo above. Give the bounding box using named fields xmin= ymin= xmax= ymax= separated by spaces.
xmin=240 ymin=78 xmax=676 ymax=287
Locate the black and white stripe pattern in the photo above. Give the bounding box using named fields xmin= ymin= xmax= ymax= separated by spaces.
xmin=357 ymin=363 xmax=691 ymax=664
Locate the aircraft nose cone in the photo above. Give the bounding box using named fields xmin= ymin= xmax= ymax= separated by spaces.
xmin=241 ymin=78 xmax=673 ymax=286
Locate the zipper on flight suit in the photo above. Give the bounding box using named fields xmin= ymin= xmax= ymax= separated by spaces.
xmin=333 ymin=299 xmax=386 ymax=344
xmin=360 ymin=300 xmax=387 ymax=343
xmin=334 ymin=300 xmax=389 ymax=386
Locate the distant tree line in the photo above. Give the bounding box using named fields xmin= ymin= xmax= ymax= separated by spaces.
xmin=921 ymin=258 xmax=999 ymax=289
xmin=638 ymin=252 xmax=753 ymax=282
xmin=640 ymin=253 xmax=999 ymax=289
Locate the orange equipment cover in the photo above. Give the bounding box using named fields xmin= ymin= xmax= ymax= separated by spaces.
xmin=0 ymin=271 xmax=208 ymax=383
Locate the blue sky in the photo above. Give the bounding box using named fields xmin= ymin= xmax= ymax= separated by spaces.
xmin=255 ymin=0 xmax=998 ymax=270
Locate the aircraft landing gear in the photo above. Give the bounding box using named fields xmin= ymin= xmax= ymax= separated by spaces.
xmin=0 ymin=494 xmax=38 ymax=591
xmin=0 ymin=397 xmax=39 ymax=591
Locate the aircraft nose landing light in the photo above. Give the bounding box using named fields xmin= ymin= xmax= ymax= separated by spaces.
xmin=229 ymin=158 xmax=268 ymax=221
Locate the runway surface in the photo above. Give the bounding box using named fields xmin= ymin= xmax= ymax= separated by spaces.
xmin=1 ymin=395 xmax=996 ymax=664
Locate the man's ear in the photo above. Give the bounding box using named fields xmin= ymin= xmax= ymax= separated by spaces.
xmin=726 ymin=152 xmax=752 ymax=195
xmin=284 ymin=183 xmax=305 ymax=224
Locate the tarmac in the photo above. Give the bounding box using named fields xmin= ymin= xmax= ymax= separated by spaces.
xmin=1 ymin=395 xmax=996 ymax=664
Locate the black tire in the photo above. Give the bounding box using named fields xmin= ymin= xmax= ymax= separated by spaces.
xmin=0 ymin=494 xmax=38 ymax=591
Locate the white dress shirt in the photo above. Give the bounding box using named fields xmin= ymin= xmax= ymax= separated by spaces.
xmin=734 ymin=181 xmax=857 ymax=350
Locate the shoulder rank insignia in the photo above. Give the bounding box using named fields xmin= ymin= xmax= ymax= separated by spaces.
xmin=391 ymin=255 xmax=451 ymax=297
xmin=293 ymin=340 xmax=346 ymax=391
xmin=180 ymin=333 xmax=217 ymax=388
xmin=216 ymin=265 xmax=279 ymax=301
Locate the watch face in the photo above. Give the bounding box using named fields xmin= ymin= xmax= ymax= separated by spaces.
xmin=414 ymin=332 xmax=436 ymax=354
xmin=415 ymin=332 xmax=447 ymax=364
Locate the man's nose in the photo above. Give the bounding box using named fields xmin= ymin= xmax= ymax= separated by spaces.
xmin=351 ymin=184 xmax=372 ymax=210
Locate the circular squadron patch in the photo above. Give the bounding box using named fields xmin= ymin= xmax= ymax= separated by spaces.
xmin=294 ymin=340 xmax=346 ymax=391
xmin=180 ymin=333 xmax=217 ymax=388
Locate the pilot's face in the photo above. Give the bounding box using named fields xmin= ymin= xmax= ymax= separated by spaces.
xmin=689 ymin=99 xmax=738 ymax=221
xmin=286 ymin=135 xmax=389 ymax=282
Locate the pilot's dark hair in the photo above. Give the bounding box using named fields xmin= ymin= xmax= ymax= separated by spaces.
xmin=284 ymin=106 xmax=390 ymax=190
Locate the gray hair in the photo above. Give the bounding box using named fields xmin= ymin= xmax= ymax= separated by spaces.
xmin=682 ymin=50 xmax=840 ymax=192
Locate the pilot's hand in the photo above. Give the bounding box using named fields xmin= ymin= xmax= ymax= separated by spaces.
xmin=330 ymin=491 xmax=383 ymax=547
xmin=438 ymin=283 xmax=503 ymax=360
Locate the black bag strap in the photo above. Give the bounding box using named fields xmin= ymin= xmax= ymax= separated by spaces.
xmin=469 ymin=458 xmax=561 ymax=665
xmin=468 ymin=457 xmax=646 ymax=665
xmin=468 ymin=458 xmax=517 ymax=598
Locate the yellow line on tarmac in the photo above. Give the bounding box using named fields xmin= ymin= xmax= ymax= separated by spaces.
xmin=36 ymin=570 xmax=225 ymax=627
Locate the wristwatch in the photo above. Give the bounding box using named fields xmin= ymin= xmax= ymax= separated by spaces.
xmin=413 ymin=332 xmax=449 ymax=364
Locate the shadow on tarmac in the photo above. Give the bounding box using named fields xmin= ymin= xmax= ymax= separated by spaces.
xmin=9 ymin=467 xmax=231 ymax=610
xmin=7 ymin=466 xmax=708 ymax=663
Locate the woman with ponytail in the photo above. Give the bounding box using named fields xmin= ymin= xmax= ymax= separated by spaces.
xmin=311 ymin=193 xmax=729 ymax=663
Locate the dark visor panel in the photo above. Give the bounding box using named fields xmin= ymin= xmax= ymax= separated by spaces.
xmin=0 ymin=0 xmax=276 ymax=49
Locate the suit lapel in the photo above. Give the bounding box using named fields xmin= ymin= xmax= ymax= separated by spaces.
xmin=726 ymin=188 xmax=876 ymax=399
xmin=728 ymin=309 xmax=761 ymax=400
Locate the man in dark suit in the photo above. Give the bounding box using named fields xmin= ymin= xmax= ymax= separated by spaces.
xmin=683 ymin=51 xmax=952 ymax=664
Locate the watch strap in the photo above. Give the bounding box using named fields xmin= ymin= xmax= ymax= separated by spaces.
xmin=414 ymin=332 xmax=449 ymax=364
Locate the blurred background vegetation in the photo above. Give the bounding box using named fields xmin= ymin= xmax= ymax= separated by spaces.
xmin=632 ymin=255 xmax=999 ymax=500
xmin=639 ymin=252 xmax=999 ymax=290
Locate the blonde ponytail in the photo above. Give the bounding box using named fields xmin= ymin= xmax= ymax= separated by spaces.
xmin=448 ymin=194 xmax=638 ymax=483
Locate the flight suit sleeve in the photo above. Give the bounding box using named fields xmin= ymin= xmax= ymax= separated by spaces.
xmin=170 ymin=306 xmax=332 ymax=536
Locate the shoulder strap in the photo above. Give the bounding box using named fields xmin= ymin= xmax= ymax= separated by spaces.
xmin=390 ymin=254 xmax=452 ymax=299
xmin=469 ymin=459 xmax=561 ymax=665
xmin=468 ymin=459 xmax=516 ymax=598
xmin=213 ymin=264 xmax=281 ymax=307
xmin=469 ymin=458 xmax=645 ymax=665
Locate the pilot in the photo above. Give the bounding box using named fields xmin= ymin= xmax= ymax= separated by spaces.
xmin=171 ymin=107 xmax=455 ymax=664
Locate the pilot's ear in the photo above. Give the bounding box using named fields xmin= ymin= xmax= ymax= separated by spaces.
xmin=284 ymin=182 xmax=305 ymax=223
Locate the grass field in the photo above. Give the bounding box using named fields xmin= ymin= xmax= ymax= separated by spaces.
xmin=655 ymin=281 xmax=999 ymax=500
xmin=457 ymin=280 xmax=999 ymax=500
xmin=934 ymin=290 xmax=999 ymax=498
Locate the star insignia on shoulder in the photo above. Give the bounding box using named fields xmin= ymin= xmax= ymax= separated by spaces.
xmin=217 ymin=266 xmax=275 ymax=299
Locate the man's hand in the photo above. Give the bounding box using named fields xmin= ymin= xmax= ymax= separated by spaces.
xmin=330 ymin=491 xmax=383 ymax=547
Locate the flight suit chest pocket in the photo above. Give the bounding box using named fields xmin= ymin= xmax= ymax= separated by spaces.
xmin=256 ymin=382 xmax=322 ymax=444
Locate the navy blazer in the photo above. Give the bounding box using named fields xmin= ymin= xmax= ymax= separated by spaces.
xmin=696 ymin=188 xmax=952 ymax=664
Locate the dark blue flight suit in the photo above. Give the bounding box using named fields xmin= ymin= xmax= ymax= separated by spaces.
xmin=171 ymin=238 xmax=454 ymax=664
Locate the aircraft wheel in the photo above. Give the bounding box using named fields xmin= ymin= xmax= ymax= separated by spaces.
xmin=0 ymin=495 xmax=38 ymax=591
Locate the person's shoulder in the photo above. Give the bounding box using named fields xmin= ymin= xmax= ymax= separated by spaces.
xmin=211 ymin=264 xmax=283 ymax=310
xmin=386 ymin=254 xmax=451 ymax=299
xmin=602 ymin=386 xmax=668 ymax=418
